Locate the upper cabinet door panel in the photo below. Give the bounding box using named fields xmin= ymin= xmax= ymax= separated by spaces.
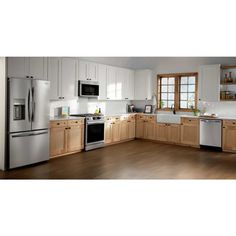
xmin=48 ymin=58 xmax=60 ymax=100
xmin=134 ymin=69 xmax=152 ymax=100
xmin=29 ymin=57 xmax=48 ymax=80
xmin=199 ymin=64 xmax=220 ymax=102
xmin=128 ymin=70 xmax=135 ymax=100
xmin=78 ymin=60 xmax=88 ymax=81
xmin=98 ymin=64 xmax=107 ymax=100
xmin=7 ymin=57 xmax=28 ymax=78
xmin=116 ymin=68 xmax=126 ymax=99
xmin=88 ymin=62 xmax=98 ymax=81
xmin=106 ymin=66 xmax=117 ymax=100
xmin=61 ymin=58 xmax=77 ymax=99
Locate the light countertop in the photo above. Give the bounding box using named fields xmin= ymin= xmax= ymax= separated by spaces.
xmin=50 ymin=116 xmax=85 ymax=121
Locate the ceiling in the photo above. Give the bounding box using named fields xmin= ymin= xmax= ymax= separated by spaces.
xmin=80 ymin=57 xmax=236 ymax=70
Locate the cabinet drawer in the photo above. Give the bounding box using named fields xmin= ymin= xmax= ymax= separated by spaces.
xmin=50 ymin=120 xmax=68 ymax=128
xmin=181 ymin=117 xmax=199 ymax=125
xmin=223 ymin=120 xmax=236 ymax=127
xmin=68 ymin=119 xmax=84 ymax=126
xmin=147 ymin=115 xmax=155 ymax=122
xmin=128 ymin=115 xmax=135 ymax=121
xmin=105 ymin=117 xmax=113 ymax=121
xmin=136 ymin=114 xmax=146 ymax=120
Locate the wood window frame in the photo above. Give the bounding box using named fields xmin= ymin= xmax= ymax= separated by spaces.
xmin=157 ymin=72 xmax=198 ymax=112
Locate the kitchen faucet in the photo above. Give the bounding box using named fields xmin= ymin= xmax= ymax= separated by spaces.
xmin=171 ymin=104 xmax=176 ymax=115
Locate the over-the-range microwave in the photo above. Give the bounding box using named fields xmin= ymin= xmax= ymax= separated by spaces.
xmin=78 ymin=80 xmax=99 ymax=98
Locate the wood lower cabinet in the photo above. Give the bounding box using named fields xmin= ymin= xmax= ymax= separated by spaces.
xmin=136 ymin=115 xmax=155 ymax=140
xmin=105 ymin=117 xmax=121 ymax=144
xmin=180 ymin=117 xmax=199 ymax=146
xmin=223 ymin=120 xmax=236 ymax=152
xmin=105 ymin=115 xmax=135 ymax=144
xmin=67 ymin=124 xmax=84 ymax=153
xmin=50 ymin=119 xmax=84 ymax=158
xmin=155 ymin=123 xmax=168 ymax=141
xmin=168 ymin=124 xmax=181 ymax=143
xmin=50 ymin=126 xmax=67 ymax=157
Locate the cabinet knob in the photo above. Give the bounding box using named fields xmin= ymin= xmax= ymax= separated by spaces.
xmin=26 ymin=76 xmax=29 ymax=78
xmin=30 ymin=76 xmax=33 ymax=78
xmin=199 ymin=99 xmax=201 ymax=101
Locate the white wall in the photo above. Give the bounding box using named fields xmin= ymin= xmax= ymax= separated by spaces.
xmin=0 ymin=58 xmax=6 ymax=170
xmin=132 ymin=57 xmax=236 ymax=116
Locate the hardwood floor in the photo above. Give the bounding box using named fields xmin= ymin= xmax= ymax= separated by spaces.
xmin=1 ymin=140 xmax=236 ymax=179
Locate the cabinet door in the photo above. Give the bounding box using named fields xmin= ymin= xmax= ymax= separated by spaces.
xmin=120 ymin=120 xmax=128 ymax=140
xmin=128 ymin=120 xmax=135 ymax=139
xmin=145 ymin=121 xmax=155 ymax=140
xmin=106 ymin=66 xmax=117 ymax=100
xmin=48 ymin=58 xmax=61 ymax=100
xmin=168 ymin=124 xmax=180 ymax=143
xmin=223 ymin=126 xmax=236 ymax=151
xmin=134 ymin=70 xmax=152 ymax=100
xmin=7 ymin=57 xmax=28 ymax=78
xmin=78 ymin=60 xmax=88 ymax=81
xmin=98 ymin=64 xmax=107 ymax=100
xmin=105 ymin=121 xmax=113 ymax=144
xmin=50 ymin=127 xmax=66 ymax=157
xmin=136 ymin=120 xmax=145 ymax=138
xmin=112 ymin=122 xmax=121 ymax=142
xmin=155 ymin=124 xmax=168 ymax=141
xmin=88 ymin=62 xmax=98 ymax=81
xmin=116 ymin=68 xmax=125 ymax=100
xmin=61 ymin=58 xmax=77 ymax=99
xmin=198 ymin=64 xmax=220 ymax=102
xmin=181 ymin=124 xmax=199 ymax=146
xmin=29 ymin=57 xmax=48 ymax=80
xmin=67 ymin=125 xmax=84 ymax=152
xmin=128 ymin=70 xmax=135 ymax=100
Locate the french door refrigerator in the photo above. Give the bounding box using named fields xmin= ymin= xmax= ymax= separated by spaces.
xmin=8 ymin=78 xmax=50 ymax=169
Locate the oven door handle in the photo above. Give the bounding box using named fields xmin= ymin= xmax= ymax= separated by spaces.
xmin=87 ymin=121 xmax=105 ymax=125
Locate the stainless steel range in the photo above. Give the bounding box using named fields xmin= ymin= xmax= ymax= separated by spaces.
xmin=70 ymin=114 xmax=105 ymax=151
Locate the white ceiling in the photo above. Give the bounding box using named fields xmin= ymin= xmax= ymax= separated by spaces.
xmin=80 ymin=57 xmax=236 ymax=70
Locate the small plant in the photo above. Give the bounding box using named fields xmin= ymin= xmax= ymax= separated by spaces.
xmin=193 ymin=109 xmax=201 ymax=116
xmin=160 ymin=100 xmax=164 ymax=109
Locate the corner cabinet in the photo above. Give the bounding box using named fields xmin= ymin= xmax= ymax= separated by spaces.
xmin=7 ymin=57 xmax=48 ymax=80
xmin=134 ymin=69 xmax=152 ymax=100
xmin=198 ymin=64 xmax=221 ymax=102
xmin=47 ymin=58 xmax=77 ymax=100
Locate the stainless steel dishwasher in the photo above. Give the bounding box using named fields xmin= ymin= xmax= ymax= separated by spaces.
xmin=200 ymin=119 xmax=222 ymax=150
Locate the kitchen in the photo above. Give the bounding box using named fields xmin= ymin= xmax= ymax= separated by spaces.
xmin=1 ymin=57 xmax=236 ymax=178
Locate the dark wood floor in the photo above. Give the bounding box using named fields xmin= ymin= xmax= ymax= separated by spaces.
xmin=1 ymin=140 xmax=236 ymax=179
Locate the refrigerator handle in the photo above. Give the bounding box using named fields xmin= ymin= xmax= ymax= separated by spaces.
xmin=11 ymin=131 xmax=48 ymax=138
xmin=31 ymin=86 xmax=35 ymax=122
xmin=28 ymin=89 xmax=31 ymax=122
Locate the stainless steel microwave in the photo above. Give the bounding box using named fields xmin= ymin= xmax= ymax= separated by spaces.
xmin=78 ymin=80 xmax=99 ymax=98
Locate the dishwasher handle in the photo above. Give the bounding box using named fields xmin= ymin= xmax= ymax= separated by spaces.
xmin=200 ymin=119 xmax=221 ymax=123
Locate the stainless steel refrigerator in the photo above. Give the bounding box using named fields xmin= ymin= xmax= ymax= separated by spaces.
xmin=8 ymin=78 xmax=50 ymax=169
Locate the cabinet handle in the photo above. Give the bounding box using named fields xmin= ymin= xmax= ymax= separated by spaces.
xmin=233 ymin=122 xmax=235 ymax=125
xmin=30 ymin=76 xmax=33 ymax=79
xmin=125 ymin=98 xmax=128 ymax=99
xmin=26 ymin=76 xmax=29 ymax=78
xmin=223 ymin=127 xmax=225 ymax=128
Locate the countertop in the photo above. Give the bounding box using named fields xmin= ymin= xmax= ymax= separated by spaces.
xmin=50 ymin=116 xmax=85 ymax=121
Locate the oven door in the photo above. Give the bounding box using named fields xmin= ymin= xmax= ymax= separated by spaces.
xmin=86 ymin=121 xmax=104 ymax=145
xmin=79 ymin=81 xmax=99 ymax=97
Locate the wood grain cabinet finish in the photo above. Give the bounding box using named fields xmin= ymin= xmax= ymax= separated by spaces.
xmin=136 ymin=115 xmax=155 ymax=140
xmin=155 ymin=123 xmax=168 ymax=142
xmin=50 ymin=119 xmax=84 ymax=158
xmin=167 ymin=124 xmax=181 ymax=143
xmin=180 ymin=118 xmax=199 ymax=146
xmin=223 ymin=120 xmax=236 ymax=152
xmin=105 ymin=115 xmax=135 ymax=144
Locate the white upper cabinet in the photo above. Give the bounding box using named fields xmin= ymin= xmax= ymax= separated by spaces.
xmin=78 ymin=60 xmax=98 ymax=81
xmin=126 ymin=70 xmax=134 ymax=100
xmin=61 ymin=58 xmax=77 ymax=99
xmin=28 ymin=58 xmax=48 ymax=79
xmin=134 ymin=69 xmax=152 ymax=100
xmin=199 ymin=64 xmax=221 ymax=102
xmin=47 ymin=58 xmax=77 ymax=100
xmin=7 ymin=57 xmax=48 ymax=80
xmin=116 ymin=67 xmax=127 ymax=99
xmin=7 ymin=57 xmax=27 ymax=78
xmin=48 ymin=58 xmax=61 ymax=100
xmin=97 ymin=64 xmax=107 ymax=100
xmin=106 ymin=66 xmax=117 ymax=100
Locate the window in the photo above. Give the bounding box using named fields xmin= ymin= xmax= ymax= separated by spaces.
xmin=157 ymin=73 xmax=198 ymax=111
